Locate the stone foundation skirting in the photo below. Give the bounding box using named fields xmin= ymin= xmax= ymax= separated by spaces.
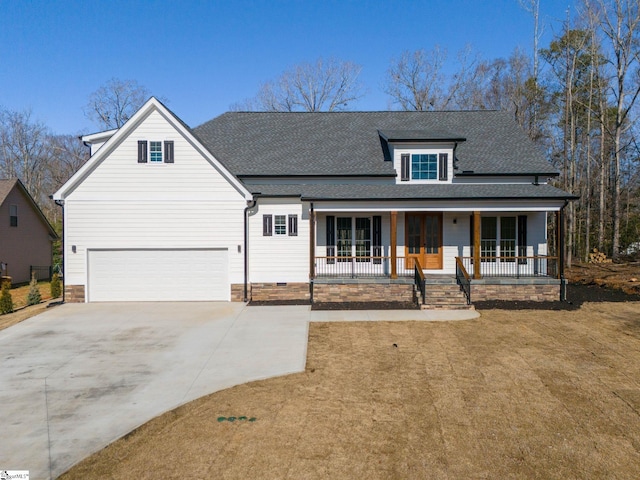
xmin=230 ymin=284 xmax=245 ymax=302
xmin=250 ymin=282 xmax=310 ymax=302
xmin=472 ymin=281 xmax=560 ymax=302
xmin=313 ymin=282 xmax=415 ymax=304
xmin=64 ymin=284 xmax=85 ymax=303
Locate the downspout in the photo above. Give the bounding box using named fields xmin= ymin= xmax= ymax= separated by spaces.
xmin=244 ymin=199 xmax=256 ymax=302
xmin=309 ymin=202 xmax=314 ymax=304
xmin=53 ymin=198 xmax=65 ymax=303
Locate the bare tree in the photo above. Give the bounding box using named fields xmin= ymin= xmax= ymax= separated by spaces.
xmin=386 ymin=46 xmax=484 ymax=112
xmin=385 ymin=47 xmax=451 ymax=111
xmin=47 ymin=134 xmax=89 ymax=190
xmin=233 ymin=58 xmax=364 ymax=112
xmin=586 ymin=0 xmax=640 ymax=258
xmin=0 ymin=108 xmax=51 ymax=204
xmin=84 ymin=78 xmax=150 ymax=129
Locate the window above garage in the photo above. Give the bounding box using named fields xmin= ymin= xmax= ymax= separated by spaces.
xmin=137 ymin=140 xmax=174 ymax=164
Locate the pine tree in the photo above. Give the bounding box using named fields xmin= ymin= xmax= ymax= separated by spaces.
xmin=26 ymin=274 xmax=42 ymax=306
xmin=0 ymin=280 xmax=13 ymax=314
xmin=50 ymin=272 xmax=61 ymax=298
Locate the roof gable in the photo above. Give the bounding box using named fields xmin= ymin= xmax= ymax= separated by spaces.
xmin=53 ymin=97 xmax=252 ymax=201
xmin=0 ymin=178 xmax=58 ymax=238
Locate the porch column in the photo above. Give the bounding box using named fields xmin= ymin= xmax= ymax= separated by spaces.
xmin=390 ymin=211 xmax=397 ymax=279
xmin=473 ymin=211 xmax=481 ymax=279
xmin=557 ymin=208 xmax=564 ymax=280
xmin=309 ymin=206 xmax=315 ymax=279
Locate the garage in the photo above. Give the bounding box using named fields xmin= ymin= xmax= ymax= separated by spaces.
xmin=87 ymin=249 xmax=229 ymax=302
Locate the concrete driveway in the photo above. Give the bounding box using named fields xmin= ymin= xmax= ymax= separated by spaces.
xmin=0 ymin=302 xmax=310 ymax=479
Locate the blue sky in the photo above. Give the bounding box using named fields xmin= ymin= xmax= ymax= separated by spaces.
xmin=0 ymin=0 xmax=574 ymax=135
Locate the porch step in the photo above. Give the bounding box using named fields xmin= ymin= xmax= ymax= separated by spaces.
xmin=419 ymin=283 xmax=474 ymax=310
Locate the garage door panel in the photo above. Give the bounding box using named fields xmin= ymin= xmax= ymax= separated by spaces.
xmin=88 ymin=249 xmax=229 ymax=302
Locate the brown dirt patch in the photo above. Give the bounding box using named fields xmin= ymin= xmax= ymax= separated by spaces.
xmin=61 ymin=300 xmax=640 ymax=479
xmin=567 ymin=262 xmax=640 ymax=295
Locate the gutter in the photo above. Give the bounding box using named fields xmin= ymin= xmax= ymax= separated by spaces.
xmin=243 ymin=199 xmax=257 ymax=302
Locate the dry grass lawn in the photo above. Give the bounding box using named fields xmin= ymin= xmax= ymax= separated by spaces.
xmin=60 ymin=300 xmax=640 ymax=479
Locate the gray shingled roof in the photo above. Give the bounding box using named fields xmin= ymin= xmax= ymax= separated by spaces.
xmin=247 ymin=183 xmax=575 ymax=201
xmin=0 ymin=179 xmax=18 ymax=203
xmin=194 ymin=111 xmax=557 ymax=177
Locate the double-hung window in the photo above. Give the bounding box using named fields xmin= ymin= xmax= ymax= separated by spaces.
xmin=150 ymin=141 xmax=163 ymax=162
xmin=9 ymin=205 xmax=17 ymax=227
xmin=481 ymin=216 xmax=526 ymax=261
xmin=274 ymin=215 xmax=286 ymax=235
xmin=327 ymin=216 xmax=381 ymax=263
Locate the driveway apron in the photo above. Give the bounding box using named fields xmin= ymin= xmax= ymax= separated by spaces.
xmin=0 ymin=302 xmax=309 ymax=479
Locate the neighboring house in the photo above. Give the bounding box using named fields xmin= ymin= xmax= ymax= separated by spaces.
xmin=53 ymin=97 xmax=576 ymax=306
xmin=0 ymin=179 xmax=58 ymax=284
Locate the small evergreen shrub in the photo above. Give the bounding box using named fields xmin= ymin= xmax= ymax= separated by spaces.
xmin=27 ymin=274 xmax=42 ymax=306
xmin=50 ymin=272 xmax=61 ymax=298
xmin=0 ymin=280 xmax=13 ymax=314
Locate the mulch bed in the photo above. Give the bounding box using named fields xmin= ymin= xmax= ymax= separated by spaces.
xmin=475 ymin=282 xmax=640 ymax=311
xmin=250 ymin=283 xmax=640 ymax=311
xmin=311 ymin=301 xmax=419 ymax=310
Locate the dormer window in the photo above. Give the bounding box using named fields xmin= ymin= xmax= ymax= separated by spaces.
xmin=400 ymin=152 xmax=448 ymax=182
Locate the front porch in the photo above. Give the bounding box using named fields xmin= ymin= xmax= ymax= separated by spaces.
xmin=308 ymin=209 xmax=565 ymax=306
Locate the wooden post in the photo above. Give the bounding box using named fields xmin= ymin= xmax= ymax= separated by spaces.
xmin=309 ymin=206 xmax=315 ymax=279
xmin=390 ymin=211 xmax=397 ymax=279
xmin=557 ymin=208 xmax=564 ymax=280
xmin=473 ymin=211 xmax=481 ymax=279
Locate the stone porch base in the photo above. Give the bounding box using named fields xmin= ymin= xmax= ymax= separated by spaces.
xmin=471 ymin=278 xmax=561 ymax=302
xmin=313 ymin=279 xmax=415 ymax=304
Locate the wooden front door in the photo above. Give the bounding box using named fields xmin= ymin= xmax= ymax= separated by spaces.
xmin=405 ymin=213 xmax=443 ymax=270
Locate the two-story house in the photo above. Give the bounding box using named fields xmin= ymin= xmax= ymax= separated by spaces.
xmin=53 ymin=98 xmax=575 ymax=307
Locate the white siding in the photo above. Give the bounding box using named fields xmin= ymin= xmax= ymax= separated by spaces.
xmin=64 ymin=109 xmax=247 ymax=294
xmin=248 ymin=198 xmax=309 ymax=283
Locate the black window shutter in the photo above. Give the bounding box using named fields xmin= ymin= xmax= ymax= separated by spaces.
xmin=326 ymin=215 xmax=335 ymax=264
xmin=263 ymin=215 xmax=272 ymax=236
xmin=439 ymin=153 xmax=448 ymax=181
xmin=138 ymin=141 xmax=148 ymax=163
xmin=518 ymin=215 xmax=527 ymax=264
xmin=288 ymin=215 xmax=298 ymax=236
xmin=373 ymin=215 xmax=382 ymax=264
xmin=164 ymin=141 xmax=174 ymax=163
xmin=401 ymin=154 xmax=410 ymax=181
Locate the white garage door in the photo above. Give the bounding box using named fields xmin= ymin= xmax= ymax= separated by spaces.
xmin=88 ymin=249 xmax=229 ymax=302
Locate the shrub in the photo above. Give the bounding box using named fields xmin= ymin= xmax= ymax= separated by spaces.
xmin=0 ymin=280 xmax=13 ymax=314
xmin=51 ymin=272 xmax=61 ymax=298
xmin=26 ymin=274 xmax=42 ymax=306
